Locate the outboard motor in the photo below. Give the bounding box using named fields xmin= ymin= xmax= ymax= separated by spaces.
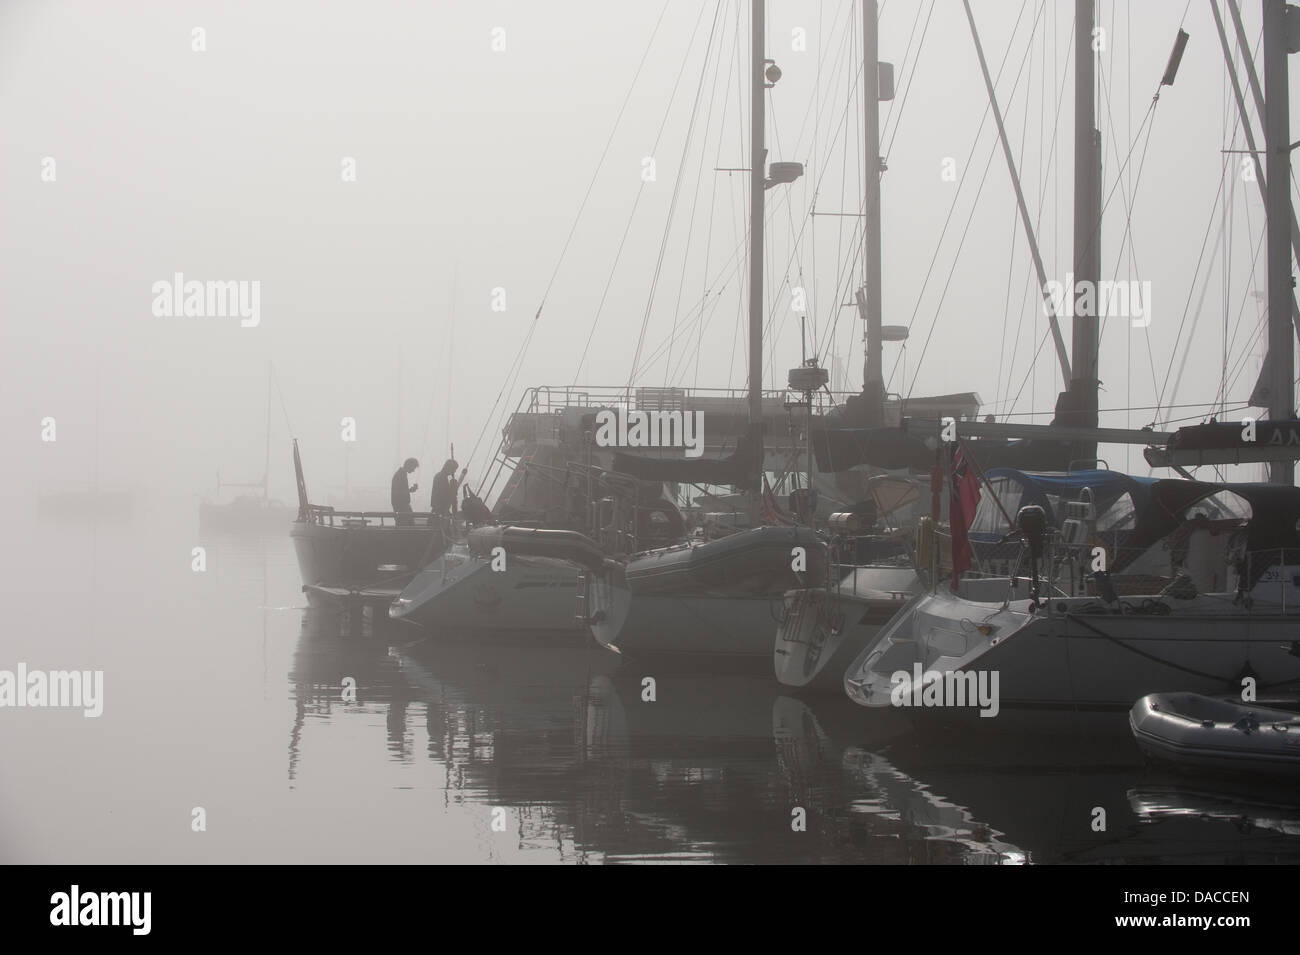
xmin=1016 ymin=504 xmax=1047 ymax=605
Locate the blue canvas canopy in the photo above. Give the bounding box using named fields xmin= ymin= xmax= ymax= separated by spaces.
xmin=969 ymin=468 xmax=1156 ymax=541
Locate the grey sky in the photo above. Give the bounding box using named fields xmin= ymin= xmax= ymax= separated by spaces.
xmin=2 ymin=0 xmax=1294 ymax=503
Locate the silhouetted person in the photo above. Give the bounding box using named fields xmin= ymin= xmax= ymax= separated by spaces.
xmin=391 ymin=457 xmax=419 ymax=525
xmin=429 ymin=459 xmax=459 ymax=517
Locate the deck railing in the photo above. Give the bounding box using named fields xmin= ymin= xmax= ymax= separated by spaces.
xmin=301 ymin=504 xmax=439 ymax=529
xmin=514 ymin=383 xmax=858 ymax=416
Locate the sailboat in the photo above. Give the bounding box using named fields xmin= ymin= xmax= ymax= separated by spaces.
xmin=200 ymin=364 xmax=293 ymax=534
xmin=843 ymin=0 xmax=1300 ymax=711
xmin=845 ymin=480 xmax=1300 ymax=708
xmin=458 ymin=0 xmax=849 ymax=659
xmin=388 ymin=461 xmax=674 ymax=639
xmin=425 ymin=0 xmax=1085 ymax=657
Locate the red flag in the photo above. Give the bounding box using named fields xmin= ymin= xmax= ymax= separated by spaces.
xmin=949 ymin=445 xmax=981 ymax=590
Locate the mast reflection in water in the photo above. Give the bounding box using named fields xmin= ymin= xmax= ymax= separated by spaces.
xmin=285 ymin=568 xmax=1300 ymax=863
xmin=6 ymin=509 xmax=1294 ymax=865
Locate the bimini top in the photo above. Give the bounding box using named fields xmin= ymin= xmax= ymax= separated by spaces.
xmin=970 ymin=468 xmax=1156 ymax=540
xmin=1114 ymin=479 xmax=1300 ymax=576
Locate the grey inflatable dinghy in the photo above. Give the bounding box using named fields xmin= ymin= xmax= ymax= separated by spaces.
xmin=1130 ymin=692 xmax=1300 ymax=776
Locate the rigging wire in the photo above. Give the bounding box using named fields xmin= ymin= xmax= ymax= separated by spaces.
xmin=881 ymin=0 xmax=935 ymax=163
xmin=634 ymin=8 xmax=865 ymax=388
xmin=693 ymin=7 xmax=740 ymax=391
xmin=666 ymin=0 xmax=731 ymax=390
xmin=572 ymin=1 xmax=712 ymax=385
xmin=994 ymin=7 xmax=1039 ymax=416
xmin=882 ymin=0 xmax=1035 ymax=395
xmin=627 ymin=3 xmax=725 ymax=390
xmin=997 ymin=1 xmax=1071 ymax=417
xmin=806 ymin=0 xmax=933 ymax=376
xmin=461 ymin=0 xmax=673 ymax=483
xmin=904 ymin=1 xmax=1045 ymax=402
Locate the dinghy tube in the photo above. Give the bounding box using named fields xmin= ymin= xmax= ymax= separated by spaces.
xmin=467 ymin=525 xmax=611 ymax=575
xmin=1129 ymin=692 xmax=1300 ymax=777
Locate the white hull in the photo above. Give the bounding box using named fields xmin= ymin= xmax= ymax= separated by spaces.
xmin=773 ymin=566 xmax=919 ymax=693
xmin=597 ymin=592 xmax=783 ymax=659
xmin=845 ymin=573 xmax=1300 ymax=709
xmin=389 ymin=544 xmax=584 ymax=638
xmin=592 ymin=526 xmax=832 ymax=659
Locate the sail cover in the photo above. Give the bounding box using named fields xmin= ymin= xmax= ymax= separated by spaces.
xmin=611 ymin=430 xmax=763 ymax=490
xmin=811 ymin=426 xmax=934 ymax=472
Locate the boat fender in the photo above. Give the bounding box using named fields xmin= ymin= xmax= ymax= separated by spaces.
xmin=916 ymin=516 xmax=934 ymax=571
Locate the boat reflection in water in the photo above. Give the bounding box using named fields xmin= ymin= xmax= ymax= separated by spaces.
xmin=1129 ymin=775 xmax=1300 ymax=841
xmin=286 ymin=605 xmax=1300 ymax=863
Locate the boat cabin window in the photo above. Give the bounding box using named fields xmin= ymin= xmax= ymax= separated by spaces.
xmin=969 ymin=478 xmax=1022 ymax=536
xmin=1095 ymin=491 xmax=1138 ymax=533
xmin=1187 ymin=491 xmax=1251 ymax=523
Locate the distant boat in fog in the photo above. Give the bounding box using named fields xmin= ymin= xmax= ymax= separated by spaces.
xmin=200 ymin=362 xmax=293 ymax=535
xmin=199 ymin=492 xmax=294 ymax=534
xmin=324 ymin=485 xmax=391 ymax=512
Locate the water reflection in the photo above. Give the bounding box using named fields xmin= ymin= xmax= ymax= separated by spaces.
xmin=285 ymin=604 xmax=1300 ymax=864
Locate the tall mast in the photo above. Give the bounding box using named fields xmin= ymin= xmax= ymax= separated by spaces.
xmin=746 ymin=0 xmax=801 ymax=503
xmin=747 ymin=0 xmax=766 ymax=437
xmin=1264 ymin=0 xmax=1296 ymax=484
xmin=1069 ymin=0 xmax=1102 ymax=464
xmin=862 ymin=0 xmax=884 ymax=425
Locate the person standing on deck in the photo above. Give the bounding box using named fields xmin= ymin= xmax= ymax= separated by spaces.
xmin=429 ymin=459 xmax=459 ymax=518
xmin=391 ymin=457 xmax=419 ymax=525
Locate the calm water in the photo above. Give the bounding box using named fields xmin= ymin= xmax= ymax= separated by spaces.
xmin=4 ymin=501 xmax=1299 ymax=864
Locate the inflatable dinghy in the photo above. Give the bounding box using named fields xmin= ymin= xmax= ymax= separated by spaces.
xmin=1129 ymin=692 xmax=1300 ymax=776
xmin=624 ymin=525 xmax=825 ymax=597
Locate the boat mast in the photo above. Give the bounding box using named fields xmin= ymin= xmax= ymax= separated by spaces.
xmin=1069 ymin=0 xmax=1102 ymax=466
xmin=747 ymin=0 xmax=767 ymax=492
xmin=1264 ymin=0 xmax=1296 ymax=484
xmin=861 ymin=0 xmax=884 ymax=425
xmin=745 ymin=0 xmax=800 ymax=514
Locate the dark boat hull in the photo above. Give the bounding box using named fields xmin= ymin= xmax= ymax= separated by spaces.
xmin=291 ymin=518 xmax=445 ymax=593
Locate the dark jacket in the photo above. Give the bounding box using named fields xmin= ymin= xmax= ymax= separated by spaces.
xmin=430 ymin=474 xmax=455 ymax=516
xmin=391 ymin=468 xmax=412 ymax=511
